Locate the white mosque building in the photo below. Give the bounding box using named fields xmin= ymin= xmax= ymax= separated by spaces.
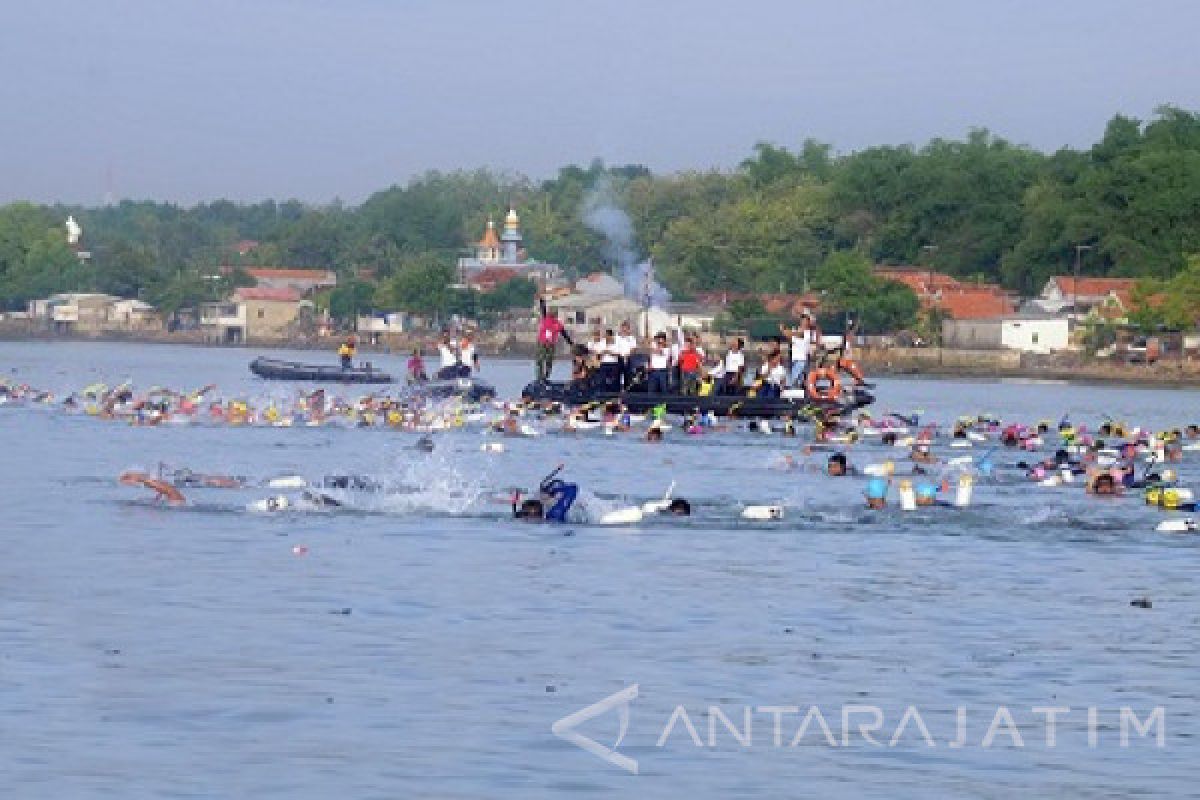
xmin=455 ymin=207 xmax=562 ymax=288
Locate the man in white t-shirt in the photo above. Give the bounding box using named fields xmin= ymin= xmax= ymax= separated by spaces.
xmin=614 ymin=320 xmax=639 ymax=388
xmin=437 ymin=333 xmax=460 ymax=378
xmin=780 ymin=316 xmax=813 ymax=387
xmin=721 ymin=337 xmax=746 ymax=394
xmin=647 ymin=331 xmax=671 ymax=394
xmin=597 ymin=329 xmax=622 ymax=389
xmin=458 ymin=332 xmax=480 ymax=375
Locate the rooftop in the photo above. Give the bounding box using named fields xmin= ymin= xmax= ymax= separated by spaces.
xmin=1048 ymin=276 xmax=1137 ymax=297
xmin=233 ymin=287 xmax=304 ymax=302
xmin=935 ymin=287 xmax=1017 ymax=319
xmin=244 ymin=267 xmax=336 ymax=282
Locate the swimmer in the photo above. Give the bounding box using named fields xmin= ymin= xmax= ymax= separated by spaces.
xmin=118 ymin=471 xmax=186 ymax=506
xmin=914 ymin=481 xmax=938 ymax=506
xmin=321 ymin=474 xmax=381 ymax=491
xmin=646 ymin=426 xmax=664 ymax=442
xmin=512 ymin=466 xmax=578 ymax=523
xmin=302 ymin=489 xmax=343 ymax=509
xmin=865 ymin=476 xmax=889 ymax=510
xmin=667 ymin=497 xmax=691 ymax=516
xmin=826 ymin=452 xmax=854 ymax=477
xmin=911 ymin=443 xmax=937 ymax=464
xmin=1089 ymin=472 xmax=1118 ymax=495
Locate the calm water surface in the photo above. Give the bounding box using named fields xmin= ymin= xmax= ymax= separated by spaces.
xmin=1 ymin=341 xmax=1197 ymax=798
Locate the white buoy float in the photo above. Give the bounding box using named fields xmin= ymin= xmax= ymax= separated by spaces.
xmin=642 ymin=482 xmax=676 ymax=514
xmin=248 ymin=495 xmax=291 ymax=513
xmin=598 ymin=506 xmax=644 ymax=525
xmin=266 ymin=475 xmax=306 ymax=489
xmin=741 ymin=504 xmax=784 ymax=521
xmin=481 ymin=442 xmax=505 ymax=453
xmin=954 ymin=474 xmax=974 ymax=508
xmin=1156 ymin=517 xmax=1197 ymax=533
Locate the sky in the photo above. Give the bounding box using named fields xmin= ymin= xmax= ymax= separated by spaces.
xmin=3 ymin=0 xmax=1199 ymax=205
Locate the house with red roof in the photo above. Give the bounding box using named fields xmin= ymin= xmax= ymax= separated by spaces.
xmin=467 ymin=267 xmax=521 ymax=292
xmin=242 ymin=267 xmax=337 ymax=296
xmin=874 ymin=265 xmax=1016 ymax=320
xmin=1034 ymin=276 xmax=1137 ymax=315
xmin=200 ymin=286 xmax=309 ymax=343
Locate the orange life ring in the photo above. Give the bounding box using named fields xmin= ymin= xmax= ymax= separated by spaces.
xmin=805 ymin=367 xmax=842 ymax=402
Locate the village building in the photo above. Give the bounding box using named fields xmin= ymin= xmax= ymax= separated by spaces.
xmin=456 ymin=208 xmax=563 ymax=288
xmin=242 ymin=267 xmax=337 ymax=295
xmin=199 ymin=287 xmax=309 ymax=343
xmin=874 ymin=265 xmax=1017 ymax=320
xmin=1031 ymin=276 xmax=1137 ymax=316
xmin=27 ymin=293 xmax=162 ymax=334
xmin=942 ymin=313 xmax=1071 ymax=354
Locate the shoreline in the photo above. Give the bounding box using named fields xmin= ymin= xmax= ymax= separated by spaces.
xmin=3 ymin=330 xmax=1200 ymax=390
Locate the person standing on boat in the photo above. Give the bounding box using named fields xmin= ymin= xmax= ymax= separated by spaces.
xmin=437 ymin=332 xmax=460 ymax=379
xmin=615 ymin=320 xmax=638 ymax=389
xmin=535 ymin=295 xmax=573 ymax=382
xmin=459 ymin=332 xmax=480 ymax=376
xmin=721 ymin=337 xmax=746 ymax=394
xmin=598 ymin=329 xmax=622 ymax=390
xmin=779 ymin=316 xmax=813 ymax=388
xmin=338 ymin=337 xmax=356 ymax=370
xmin=406 ymin=348 xmax=428 ymax=384
xmin=647 ymin=332 xmax=672 ymax=394
xmin=678 ymin=334 xmax=704 ymax=395
xmin=836 ymin=318 xmax=868 ymax=386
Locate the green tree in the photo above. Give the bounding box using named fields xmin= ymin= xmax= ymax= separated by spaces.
xmin=813 ymin=251 xmax=919 ymax=334
xmin=327 ymin=280 xmax=377 ymax=322
xmin=479 ymin=277 xmax=537 ymax=312
xmin=377 ymin=255 xmax=455 ymax=316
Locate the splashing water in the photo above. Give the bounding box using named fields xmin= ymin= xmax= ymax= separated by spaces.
xmin=371 ymin=448 xmax=491 ymax=516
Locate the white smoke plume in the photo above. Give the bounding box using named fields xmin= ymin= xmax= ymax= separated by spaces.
xmin=582 ymin=177 xmax=670 ymax=307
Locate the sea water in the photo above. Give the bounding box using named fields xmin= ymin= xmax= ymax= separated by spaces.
xmin=0 ymin=341 xmax=1196 ymax=798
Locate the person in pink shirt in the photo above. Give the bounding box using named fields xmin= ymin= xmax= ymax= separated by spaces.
xmin=536 ymin=295 xmax=573 ymax=381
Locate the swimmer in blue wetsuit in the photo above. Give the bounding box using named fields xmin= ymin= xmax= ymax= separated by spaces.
xmin=512 ymin=466 xmax=578 ymax=523
xmin=540 ymin=478 xmax=578 ymax=522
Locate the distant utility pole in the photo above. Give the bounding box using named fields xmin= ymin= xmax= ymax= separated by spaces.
xmin=920 ymin=244 xmax=938 ymax=300
xmin=1073 ymin=244 xmax=1093 ymax=316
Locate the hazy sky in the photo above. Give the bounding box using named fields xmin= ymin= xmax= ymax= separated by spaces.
xmin=3 ymin=0 xmax=1198 ymax=205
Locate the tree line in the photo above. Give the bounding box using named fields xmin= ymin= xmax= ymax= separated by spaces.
xmin=2 ymin=106 xmax=1199 ymax=332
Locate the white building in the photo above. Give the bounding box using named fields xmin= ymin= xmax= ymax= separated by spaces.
xmin=547 ymin=293 xmax=642 ymax=330
xmin=942 ymin=315 xmax=1070 ymax=354
xmin=456 ymin=208 xmax=562 ymax=286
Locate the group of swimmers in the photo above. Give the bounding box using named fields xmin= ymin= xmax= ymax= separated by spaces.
xmin=29 ymin=379 xmax=482 ymax=431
